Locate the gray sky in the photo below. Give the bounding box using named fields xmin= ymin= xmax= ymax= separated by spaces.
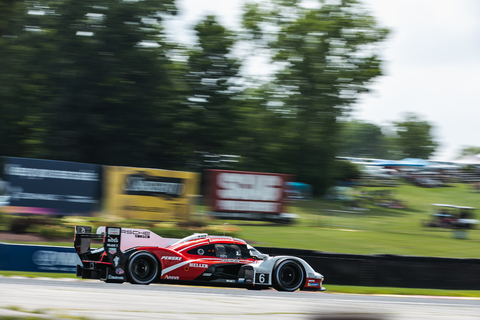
xmin=168 ymin=0 xmax=480 ymax=160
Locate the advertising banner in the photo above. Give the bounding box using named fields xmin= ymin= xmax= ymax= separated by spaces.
xmin=103 ymin=166 xmax=200 ymax=221
xmin=2 ymin=157 xmax=101 ymax=216
xmin=0 ymin=242 xmax=80 ymax=273
xmin=206 ymin=169 xmax=292 ymax=219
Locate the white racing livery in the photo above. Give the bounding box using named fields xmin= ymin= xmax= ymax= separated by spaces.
xmin=74 ymin=226 xmax=326 ymax=292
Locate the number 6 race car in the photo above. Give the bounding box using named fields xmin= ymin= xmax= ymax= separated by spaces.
xmin=74 ymin=226 xmax=326 ymax=292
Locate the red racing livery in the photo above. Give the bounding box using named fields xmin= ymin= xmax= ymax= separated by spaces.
xmin=74 ymin=226 xmax=325 ymax=292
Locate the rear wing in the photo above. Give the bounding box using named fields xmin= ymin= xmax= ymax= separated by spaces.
xmin=74 ymin=225 xmax=180 ymax=256
xmin=74 ymin=226 xmax=123 ymax=260
xmin=74 ymin=226 xmax=126 ymax=281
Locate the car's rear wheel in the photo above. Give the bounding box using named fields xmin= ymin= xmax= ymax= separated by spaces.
xmin=273 ymin=259 xmax=305 ymax=292
xmin=127 ymin=251 xmax=159 ymax=285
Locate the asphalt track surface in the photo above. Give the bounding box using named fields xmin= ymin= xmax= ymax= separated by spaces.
xmin=1 ymin=276 xmax=480 ymax=320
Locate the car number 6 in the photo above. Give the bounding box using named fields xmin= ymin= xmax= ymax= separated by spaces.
xmin=259 ymin=273 xmax=265 ymax=283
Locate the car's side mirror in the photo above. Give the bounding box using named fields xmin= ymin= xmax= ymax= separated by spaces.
xmin=250 ymin=250 xmax=268 ymax=260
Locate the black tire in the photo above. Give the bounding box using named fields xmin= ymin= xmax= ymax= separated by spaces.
xmin=272 ymin=259 xmax=305 ymax=292
xmin=127 ymin=251 xmax=159 ymax=285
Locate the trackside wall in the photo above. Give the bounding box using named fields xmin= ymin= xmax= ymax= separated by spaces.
xmin=1 ymin=242 xmax=479 ymax=290
xmin=257 ymin=247 xmax=480 ymax=290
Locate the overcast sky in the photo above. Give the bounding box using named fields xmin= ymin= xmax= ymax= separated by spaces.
xmin=167 ymin=0 xmax=480 ymax=161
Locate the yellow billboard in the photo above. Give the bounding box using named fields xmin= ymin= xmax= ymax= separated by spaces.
xmin=103 ymin=166 xmax=200 ymax=221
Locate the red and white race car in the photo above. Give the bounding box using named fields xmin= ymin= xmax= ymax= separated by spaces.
xmin=74 ymin=226 xmax=325 ymax=292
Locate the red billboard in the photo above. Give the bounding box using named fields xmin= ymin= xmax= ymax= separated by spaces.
xmin=207 ymin=169 xmax=292 ymax=216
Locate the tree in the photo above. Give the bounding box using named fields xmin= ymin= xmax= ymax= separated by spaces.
xmin=0 ymin=0 xmax=50 ymax=159
xmin=337 ymin=120 xmax=388 ymax=159
xmin=458 ymin=146 xmax=480 ymax=158
xmin=393 ymin=113 xmax=438 ymax=159
xmin=184 ymin=16 xmax=243 ymax=157
xmin=0 ymin=0 xmax=189 ymax=168
xmin=241 ymin=0 xmax=389 ymax=193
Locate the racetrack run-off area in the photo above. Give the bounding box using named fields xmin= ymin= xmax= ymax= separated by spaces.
xmin=1 ymin=277 xmax=480 ymax=320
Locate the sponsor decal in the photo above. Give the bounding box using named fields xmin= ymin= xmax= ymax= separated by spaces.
xmin=122 ymin=229 xmax=150 ymax=238
xmin=107 ymin=275 xmax=124 ymax=280
xmin=107 ymin=236 xmax=119 ymax=243
xmin=108 ymin=248 xmax=117 ymax=255
xmin=307 ymin=283 xmax=320 ymax=287
xmin=216 ymin=173 xmax=282 ymax=201
xmin=210 ymin=238 xmax=232 ymax=243
xmin=226 ymin=279 xmax=235 ymax=283
xmin=5 ymin=164 xmax=99 ymax=181
xmin=108 ymin=228 xmax=120 ymax=235
xmin=122 ymin=173 xmax=185 ymax=198
xmin=189 ymin=263 xmax=208 ymax=268
xmin=161 ymin=256 xmax=182 ymax=261
xmin=32 ymin=250 xmax=80 ymax=267
xmin=308 ymin=279 xmax=316 ymax=282
xmin=165 ymin=275 xmax=179 ymax=280
xmin=202 ymin=273 xmax=212 ymax=277
xmin=113 ymin=256 xmax=120 ymax=267
xmin=217 ymin=200 xmax=279 ymax=213
xmin=115 ymin=268 xmax=124 ymax=275
xmin=197 ymin=248 xmax=204 ymax=255
xmin=237 ymin=278 xmax=245 ymax=283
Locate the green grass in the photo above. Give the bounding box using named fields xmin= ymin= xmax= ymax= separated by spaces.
xmin=0 ymin=271 xmax=77 ymax=278
xmin=325 ymin=284 xmax=480 ymax=297
xmin=1 ymin=181 xmax=479 ymax=259
xmin=2 ymin=241 xmax=73 ymax=247
xmin=227 ymin=182 xmax=480 ymax=258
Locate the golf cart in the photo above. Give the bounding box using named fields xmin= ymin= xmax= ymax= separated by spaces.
xmin=424 ymin=204 xmax=478 ymax=229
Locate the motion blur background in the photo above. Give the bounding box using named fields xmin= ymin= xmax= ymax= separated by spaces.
xmin=3 ymin=0 xmax=480 ymax=196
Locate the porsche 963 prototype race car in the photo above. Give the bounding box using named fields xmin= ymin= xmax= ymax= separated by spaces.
xmin=74 ymin=226 xmax=325 ymax=292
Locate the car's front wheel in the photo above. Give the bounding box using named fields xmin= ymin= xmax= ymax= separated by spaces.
xmin=127 ymin=251 xmax=159 ymax=285
xmin=272 ymin=259 xmax=305 ymax=292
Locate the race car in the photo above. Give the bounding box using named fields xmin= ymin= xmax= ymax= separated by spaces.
xmin=74 ymin=226 xmax=325 ymax=292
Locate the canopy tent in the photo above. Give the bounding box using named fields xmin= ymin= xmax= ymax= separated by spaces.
xmin=453 ymin=155 xmax=480 ymax=165
xmin=371 ymin=158 xmax=428 ymax=167
xmin=400 ymin=158 xmax=431 ymax=166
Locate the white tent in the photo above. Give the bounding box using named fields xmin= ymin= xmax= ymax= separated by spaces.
xmin=453 ymin=155 xmax=480 ymax=165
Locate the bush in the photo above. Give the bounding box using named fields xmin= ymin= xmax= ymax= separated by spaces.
xmin=9 ymin=217 xmax=33 ymax=234
xmin=37 ymin=225 xmax=73 ymax=239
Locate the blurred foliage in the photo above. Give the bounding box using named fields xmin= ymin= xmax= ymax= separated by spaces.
xmin=0 ymin=0 xmax=404 ymax=196
xmin=337 ymin=120 xmax=389 ymax=159
xmin=0 ymin=213 xmax=240 ymax=239
xmin=393 ymin=113 xmax=438 ymax=159
xmin=236 ymin=0 xmax=390 ymax=194
xmin=331 ymin=160 xmax=361 ymax=182
xmin=458 ymin=146 xmax=480 ymax=158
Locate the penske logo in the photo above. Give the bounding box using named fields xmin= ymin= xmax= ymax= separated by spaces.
xmin=161 ymin=256 xmax=182 ymax=260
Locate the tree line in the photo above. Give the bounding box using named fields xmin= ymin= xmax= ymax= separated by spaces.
xmin=0 ymin=0 xmax=439 ymax=194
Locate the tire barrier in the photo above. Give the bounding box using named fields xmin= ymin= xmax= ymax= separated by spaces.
xmin=258 ymin=247 xmax=480 ymax=290
xmin=0 ymin=242 xmax=81 ymax=273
